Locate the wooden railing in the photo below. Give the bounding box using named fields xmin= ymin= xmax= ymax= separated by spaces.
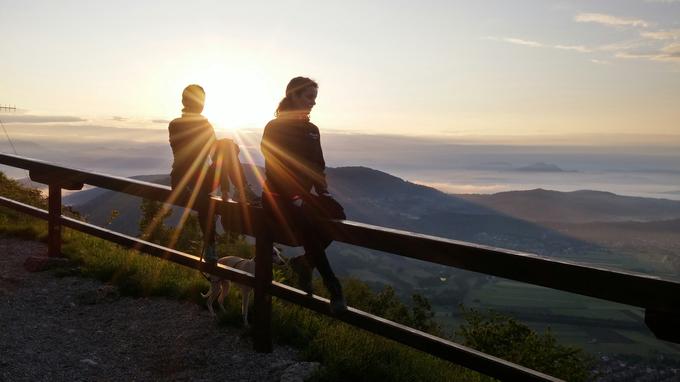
xmin=1 ymin=153 xmax=679 ymax=382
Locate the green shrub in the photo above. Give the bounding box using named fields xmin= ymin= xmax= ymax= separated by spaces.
xmin=456 ymin=306 xmax=593 ymax=381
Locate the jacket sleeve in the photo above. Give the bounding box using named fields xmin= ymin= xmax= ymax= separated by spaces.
xmin=310 ymin=125 xmax=329 ymax=194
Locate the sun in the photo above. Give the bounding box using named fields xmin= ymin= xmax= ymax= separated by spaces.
xmin=160 ymin=49 xmax=282 ymax=136
xmin=186 ymin=65 xmax=276 ymax=134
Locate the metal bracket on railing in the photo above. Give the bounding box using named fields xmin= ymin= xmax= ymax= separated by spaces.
xmin=645 ymin=308 xmax=680 ymax=343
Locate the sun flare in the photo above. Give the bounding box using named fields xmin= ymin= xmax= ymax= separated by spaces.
xmin=168 ymin=60 xmax=278 ymax=135
xmin=203 ymin=70 xmax=275 ymax=133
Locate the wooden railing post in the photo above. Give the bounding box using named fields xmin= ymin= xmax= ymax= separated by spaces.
xmin=47 ymin=182 xmax=62 ymax=257
xmin=254 ymin=227 xmax=273 ymax=352
xmin=28 ymin=169 xmax=83 ymax=258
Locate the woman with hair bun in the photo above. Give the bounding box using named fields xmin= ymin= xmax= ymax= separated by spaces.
xmin=261 ymin=77 xmax=347 ymax=314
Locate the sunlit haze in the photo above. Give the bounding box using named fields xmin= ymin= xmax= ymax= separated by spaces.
xmin=2 ymin=1 xmax=679 ymax=140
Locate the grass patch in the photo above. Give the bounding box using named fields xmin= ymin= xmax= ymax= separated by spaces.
xmin=61 ymin=228 xmax=209 ymax=302
xmin=271 ymin=301 xmax=484 ymax=382
xmin=0 ymin=212 xmax=48 ymax=241
xmin=0 ymin=213 xmax=487 ymax=381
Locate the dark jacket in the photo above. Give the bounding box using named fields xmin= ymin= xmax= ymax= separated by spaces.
xmin=261 ymin=117 xmax=328 ymax=200
xmin=168 ymin=113 xmax=216 ymax=186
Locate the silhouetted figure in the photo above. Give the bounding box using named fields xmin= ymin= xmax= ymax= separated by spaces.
xmin=261 ymin=77 xmax=347 ymax=314
xmin=168 ymin=84 xmax=253 ymax=263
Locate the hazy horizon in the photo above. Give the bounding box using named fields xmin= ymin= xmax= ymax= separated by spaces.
xmin=2 ymin=117 xmax=679 ymax=200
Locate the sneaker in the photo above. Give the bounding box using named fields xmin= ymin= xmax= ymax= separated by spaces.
xmin=330 ymin=294 xmax=347 ymax=315
xmin=203 ymin=244 xmax=218 ymax=264
xmin=327 ymin=279 xmax=347 ymax=315
xmin=290 ymin=256 xmax=313 ymax=295
xmin=245 ymin=186 xmax=261 ymax=205
xmin=234 ymin=184 xmax=260 ymax=206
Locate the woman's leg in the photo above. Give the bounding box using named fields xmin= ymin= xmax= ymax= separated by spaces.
xmin=296 ymin=208 xmax=346 ymax=312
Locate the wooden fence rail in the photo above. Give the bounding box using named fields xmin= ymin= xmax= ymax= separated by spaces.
xmin=2 ymin=153 xmax=679 ymax=381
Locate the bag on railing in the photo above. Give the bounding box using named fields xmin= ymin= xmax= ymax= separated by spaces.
xmin=301 ymin=194 xmax=345 ymax=249
xmin=303 ymin=194 xmax=346 ymax=221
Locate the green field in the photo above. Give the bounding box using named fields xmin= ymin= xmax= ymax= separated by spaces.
xmin=432 ymin=278 xmax=680 ymax=358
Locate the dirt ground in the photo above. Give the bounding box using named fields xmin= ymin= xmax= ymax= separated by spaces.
xmin=0 ymin=237 xmax=313 ymax=382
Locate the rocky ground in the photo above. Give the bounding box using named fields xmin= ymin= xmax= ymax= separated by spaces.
xmin=0 ymin=238 xmax=318 ymax=382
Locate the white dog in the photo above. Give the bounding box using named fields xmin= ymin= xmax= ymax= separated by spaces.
xmin=202 ymin=247 xmax=285 ymax=325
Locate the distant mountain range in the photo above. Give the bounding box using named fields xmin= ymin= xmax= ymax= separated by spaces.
xmin=459 ymin=188 xmax=680 ymax=223
xmin=515 ymin=162 xmax=571 ymax=172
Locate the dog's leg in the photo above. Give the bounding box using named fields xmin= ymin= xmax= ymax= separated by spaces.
xmin=241 ymin=286 xmax=251 ymax=326
xmin=205 ymin=281 xmax=219 ymax=316
xmin=217 ymin=280 xmax=230 ymax=314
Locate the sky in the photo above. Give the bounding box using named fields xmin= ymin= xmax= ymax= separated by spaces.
xmin=1 ymin=0 xmax=679 ymax=142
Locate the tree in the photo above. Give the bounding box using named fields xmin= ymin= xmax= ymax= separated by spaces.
xmin=339 ymin=280 xmax=441 ymax=335
xmin=0 ymin=171 xmax=45 ymax=209
xmin=411 ymin=293 xmax=439 ymax=333
xmin=173 ymin=213 xmax=203 ymax=254
xmin=456 ymin=306 xmax=592 ymax=381
xmin=138 ymin=199 xmax=171 ymax=244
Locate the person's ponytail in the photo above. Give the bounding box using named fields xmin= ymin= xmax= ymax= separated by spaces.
xmin=275 ymin=96 xmax=294 ymax=117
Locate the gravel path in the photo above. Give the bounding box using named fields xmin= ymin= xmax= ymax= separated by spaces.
xmin=0 ymin=238 xmax=314 ymax=382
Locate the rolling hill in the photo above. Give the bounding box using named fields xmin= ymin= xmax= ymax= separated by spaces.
xmin=458 ymin=188 xmax=680 ymax=223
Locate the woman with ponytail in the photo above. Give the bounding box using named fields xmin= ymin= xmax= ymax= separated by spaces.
xmin=261 ymin=77 xmax=347 ymax=314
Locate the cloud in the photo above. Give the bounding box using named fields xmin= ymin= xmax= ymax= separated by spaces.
xmin=0 ymin=115 xmax=86 ymax=124
xmin=598 ymin=39 xmax=647 ymax=52
xmin=502 ymin=37 xmax=543 ymax=47
xmin=640 ymin=29 xmax=680 ymax=40
xmin=611 ymin=39 xmax=680 ymax=63
xmin=574 ymin=13 xmax=650 ymax=28
xmin=615 ymin=46 xmax=680 ymax=62
xmin=151 ymin=119 xmax=170 ymax=124
xmin=575 ymin=13 xmax=650 ymax=28
xmin=663 ymin=42 xmax=680 ymax=56
xmin=412 ymin=181 xmax=508 ymax=195
xmin=487 ymin=36 xmax=593 ymax=54
xmin=554 ymin=44 xmax=593 ymax=53
xmin=111 ymin=116 xmax=127 ymax=122
xmin=484 ymin=36 xmax=543 ymax=47
xmin=487 ymin=12 xmax=680 ymax=66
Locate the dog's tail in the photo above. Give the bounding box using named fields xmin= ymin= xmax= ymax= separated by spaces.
xmin=201 ymin=284 xmax=213 ymax=298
